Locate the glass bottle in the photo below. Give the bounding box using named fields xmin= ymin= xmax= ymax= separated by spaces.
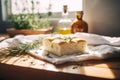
xmin=71 ymin=11 xmax=88 ymax=33
xmin=58 ymin=5 xmax=72 ymax=34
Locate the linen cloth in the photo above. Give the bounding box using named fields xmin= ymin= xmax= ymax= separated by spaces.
xmin=0 ymin=33 xmax=120 ymax=64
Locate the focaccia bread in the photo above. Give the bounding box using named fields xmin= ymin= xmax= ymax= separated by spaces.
xmin=43 ymin=36 xmax=87 ymax=56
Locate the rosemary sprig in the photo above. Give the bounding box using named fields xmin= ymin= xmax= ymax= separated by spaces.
xmin=7 ymin=38 xmax=43 ymax=56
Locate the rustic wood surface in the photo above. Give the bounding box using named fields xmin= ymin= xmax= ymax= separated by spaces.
xmin=0 ymin=54 xmax=120 ymax=80
xmin=0 ymin=34 xmax=120 ymax=80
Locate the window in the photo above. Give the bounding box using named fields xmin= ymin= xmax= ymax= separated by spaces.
xmin=1 ymin=0 xmax=11 ymax=21
xmin=2 ymin=0 xmax=83 ymax=20
xmin=11 ymin=0 xmax=82 ymax=14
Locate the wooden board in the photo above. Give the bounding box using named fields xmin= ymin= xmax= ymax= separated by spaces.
xmin=0 ymin=54 xmax=120 ymax=80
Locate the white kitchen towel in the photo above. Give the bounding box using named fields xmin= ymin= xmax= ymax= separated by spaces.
xmin=29 ymin=43 xmax=120 ymax=64
xmin=0 ymin=37 xmax=6 ymax=42
xmin=0 ymin=33 xmax=120 ymax=64
xmin=75 ymin=33 xmax=120 ymax=46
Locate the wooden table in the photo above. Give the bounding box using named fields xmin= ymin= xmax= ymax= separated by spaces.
xmin=0 ymin=34 xmax=120 ymax=80
xmin=0 ymin=54 xmax=120 ymax=80
xmin=0 ymin=34 xmax=9 ymax=42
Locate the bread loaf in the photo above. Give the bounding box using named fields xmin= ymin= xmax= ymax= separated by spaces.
xmin=43 ymin=36 xmax=87 ymax=56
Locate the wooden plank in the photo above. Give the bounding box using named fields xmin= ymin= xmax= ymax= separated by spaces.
xmin=0 ymin=55 xmax=120 ymax=80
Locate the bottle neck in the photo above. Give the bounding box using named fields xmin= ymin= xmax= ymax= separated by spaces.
xmin=62 ymin=5 xmax=69 ymax=18
xmin=76 ymin=11 xmax=83 ymax=20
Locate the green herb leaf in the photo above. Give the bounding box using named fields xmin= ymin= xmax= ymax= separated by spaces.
xmin=7 ymin=38 xmax=42 ymax=56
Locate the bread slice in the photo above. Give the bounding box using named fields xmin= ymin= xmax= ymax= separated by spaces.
xmin=43 ymin=36 xmax=87 ymax=56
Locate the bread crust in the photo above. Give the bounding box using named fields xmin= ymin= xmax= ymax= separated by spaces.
xmin=43 ymin=36 xmax=87 ymax=56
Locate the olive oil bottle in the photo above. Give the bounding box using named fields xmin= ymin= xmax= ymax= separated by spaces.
xmin=58 ymin=5 xmax=72 ymax=34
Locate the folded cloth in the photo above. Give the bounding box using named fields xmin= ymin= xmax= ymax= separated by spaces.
xmin=29 ymin=33 xmax=120 ymax=64
xmin=0 ymin=37 xmax=6 ymax=42
xmin=29 ymin=44 xmax=120 ymax=64
xmin=0 ymin=34 xmax=50 ymax=49
xmin=0 ymin=33 xmax=120 ymax=64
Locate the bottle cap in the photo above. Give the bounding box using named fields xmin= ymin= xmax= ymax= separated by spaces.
xmin=76 ymin=11 xmax=83 ymax=20
xmin=63 ymin=5 xmax=68 ymax=13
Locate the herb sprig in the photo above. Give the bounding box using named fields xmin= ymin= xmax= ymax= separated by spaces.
xmin=7 ymin=38 xmax=42 ymax=56
xmin=0 ymin=38 xmax=42 ymax=56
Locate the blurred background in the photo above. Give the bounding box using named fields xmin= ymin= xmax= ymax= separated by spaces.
xmin=0 ymin=0 xmax=120 ymax=36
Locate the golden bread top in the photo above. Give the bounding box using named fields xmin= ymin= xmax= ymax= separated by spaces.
xmin=43 ymin=36 xmax=86 ymax=45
